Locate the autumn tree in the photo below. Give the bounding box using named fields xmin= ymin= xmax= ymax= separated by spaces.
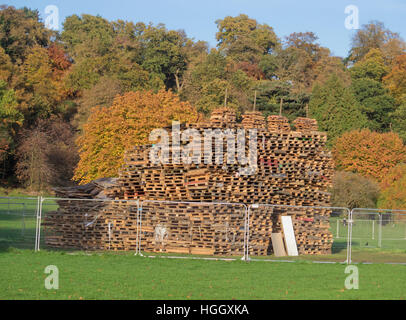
xmin=15 ymin=117 xmax=77 ymax=191
xmin=390 ymin=103 xmax=406 ymax=142
xmin=72 ymin=76 xmax=123 ymax=131
xmin=0 ymin=80 xmax=22 ymax=178
xmin=313 ymin=55 xmax=351 ymax=87
xmin=74 ymin=90 xmax=198 ymax=183
xmin=333 ymin=129 xmax=406 ymax=182
xmin=348 ymin=21 xmax=404 ymax=64
xmin=271 ymin=32 xmax=333 ymax=93
xmin=379 ymin=164 xmax=406 ymax=210
xmin=383 ymin=54 xmax=406 ymax=104
xmin=331 ymin=171 xmax=380 ymax=209
xmin=181 ymin=50 xmax=253 ymax=116
xmin=0 ymin=5 xmax=51 ymax=64
xmin=0 ymin=47 xmax=13 ymax=82
xmin=15 ymin=46 xmax=71 ymax=122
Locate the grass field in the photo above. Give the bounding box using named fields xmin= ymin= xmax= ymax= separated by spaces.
xmin=1 ymin=196 xmax=406 ymax=300
xmin=0 ymin=248 xmax=405 ymax=300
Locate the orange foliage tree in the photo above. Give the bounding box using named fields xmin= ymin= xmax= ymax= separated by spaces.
xmin=383 ymin=54 xmax=406 ymax=104
xmin=74 ymin=89 xmax=198 ymax=183
xmin=332 ymin=129 xmax=406 ymax=182
xmin=379 ymin=163 xmax=406 ymax=210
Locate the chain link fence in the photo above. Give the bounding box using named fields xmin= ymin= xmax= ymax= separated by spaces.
xmin=2 ymin=196 xmax=406 ymax=264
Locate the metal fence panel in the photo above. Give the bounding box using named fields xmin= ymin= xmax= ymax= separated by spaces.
xmin=39 ymin=198 xmax=139 ymax=252
xmin=9 ymin=195 xmax=406 ymax=264
xmin=247 ymin=204 xmax=350 ymax=262
xmin=0 ymin=197 xmax=39 ymax=250
xmin=138 ymin=200 xmax=248 ymax=259
xmin=350 ymin=208 xmax=406 ymax=263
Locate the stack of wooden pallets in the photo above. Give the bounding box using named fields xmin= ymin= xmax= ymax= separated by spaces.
xmin=242 ymin=111 xmax=267 ymax=129
xmin=45 ymin=108 xmax=334 ymax=256
xmin=267 ymin=115 xmax=291 ymax=132
xmin=293 ymin=117 xmax=319 ymax=132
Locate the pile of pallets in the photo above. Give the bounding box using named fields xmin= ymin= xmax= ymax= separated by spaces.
xmin=210 ymin=107 xmax=236 ymax=126
xmin=42 ymin=199 xmax=139 ymax=251
xmin=242 ymin=111 xmax=267 ymax=129
xmin=293 ymin=117 xmax=319 ymax=132
xmin=45 ymin=108 xmax=334 ymax=256
xmin=267 ymin=115 xmax=291 ymax=132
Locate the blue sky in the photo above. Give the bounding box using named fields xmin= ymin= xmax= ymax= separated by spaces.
xmin=6 ymin=0 xmax=406 ymax=58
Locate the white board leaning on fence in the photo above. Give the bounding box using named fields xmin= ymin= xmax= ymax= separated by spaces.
xmin=281 ymin=216 xmax=299 ymax=256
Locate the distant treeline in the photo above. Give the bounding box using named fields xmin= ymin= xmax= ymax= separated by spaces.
xmin=0 ymin=5 xmax=406 ymax=209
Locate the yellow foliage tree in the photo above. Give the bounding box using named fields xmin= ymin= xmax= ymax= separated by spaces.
xmin=74 ymin=89 xmax=198 ymax=183
xmin=379 ymin=163 xmax=406 ymax=210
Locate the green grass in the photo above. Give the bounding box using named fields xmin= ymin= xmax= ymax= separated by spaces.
xmin=1 ymin=196 xmax=405 ymax=300
xmin=0 ymin=249 xmax=405 ymax=300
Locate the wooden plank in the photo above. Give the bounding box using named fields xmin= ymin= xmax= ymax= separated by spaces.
xmin=281 ymin=216 xmax=299 ymax=256
xmin=271 ymin=233 xmax=287 ymax=257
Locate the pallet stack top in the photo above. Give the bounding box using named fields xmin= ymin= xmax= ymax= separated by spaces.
xmin=102 ymin=108 xmax=334 ymax=207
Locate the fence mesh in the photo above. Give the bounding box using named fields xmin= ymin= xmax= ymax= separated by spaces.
xmin=0 ymin=197 xmax=38 ymax=250
xmin=138 ymin=201 xmax=247 ymax=258
xmin=350 ymin=209 xmax=406 ymax=263
xmin=247 ymin=205 xmax=349 ymax=261
xmin=40 ymin=198 xmax=139 ymax=251
xmin=3 ymin=196 xmax=406 ymax=264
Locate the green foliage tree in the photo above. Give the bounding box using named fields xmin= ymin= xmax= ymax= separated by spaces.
xmin=351 ymin=78 xmax=395 ymax=131
xmin=0 ymin=80 xmax=22 ymax=179
xmin=181 ymin=50 xmax=253 ymax=116
xmin=252 ymin=80 xmax=309 ymax=121
xmin=309 ymin=74 xmax=368 ymax=143
xmin=0 ymin=5 xmax=51 ymax=64
xmin=215 ymin=14 xmax=279 ymax=63
xmin=350 ymin=49 xmax=388 ymax=81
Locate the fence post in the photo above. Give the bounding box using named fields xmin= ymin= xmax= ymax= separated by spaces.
xmin=36 ymin=196 xmax=43 ymax=251
xmin=372 ymin=220 xmax=375 ymax=240
xmin=336 ymin=219 xmax=340 ymax=239
xmin=34 ymin=196 xmax=40 ymax=251
xmin=241 ymin=204 xmax=251 ymax=262
xmin=135 ymin=200 xmax=143 ymax=257
xmin=378 ymin=213 xmax=382 ymax=248
xmin=346 ymin=209 xmax=353 ymax=264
